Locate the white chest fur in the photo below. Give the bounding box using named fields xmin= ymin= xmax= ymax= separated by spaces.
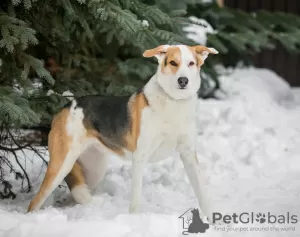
xmin=132 ymin=75 xmax=198 ymax=162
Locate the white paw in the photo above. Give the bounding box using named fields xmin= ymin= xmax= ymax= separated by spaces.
xmin=129 ymin=203 xmax=140 ymax=214
xmin=200 ymin=207 xmax=214 ymax=224
xmin=71 ymin=184 xmax=92 ymax=204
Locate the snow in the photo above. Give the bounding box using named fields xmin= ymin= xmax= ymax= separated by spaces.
xmin=292 ymin=88 xmax=300 ymax=104
xmin=141 ymin=20 xmax=149 ymax=28
xmin=46 ymin=89 xmax=55 ymax=96
xmin=1 ymin=67 xmax=300 ymax=237
xmin=183 ymin=16 xmax=216 ymax=45
xmin=46 ymin=90 xmax=74 ymax=100
xmin=62 ymin=90 xmax=74 ymax=100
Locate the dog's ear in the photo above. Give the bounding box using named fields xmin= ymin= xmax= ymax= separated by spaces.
xmin=143 ymin=45 xmax=169 ymax=61
xmin=192 ymin=45 xmax=218 ymax=61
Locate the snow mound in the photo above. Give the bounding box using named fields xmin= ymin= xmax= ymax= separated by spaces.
xmin=1 ymin=68 xmax=300 ymax=237
xmin=220 ymin=68 xmax=293 ymax=104
xmin=183 ymin=16 xmax=216 ymax=45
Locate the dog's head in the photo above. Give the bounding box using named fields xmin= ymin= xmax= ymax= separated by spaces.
xmin=143 ymin=45 xmax=218 ymax=100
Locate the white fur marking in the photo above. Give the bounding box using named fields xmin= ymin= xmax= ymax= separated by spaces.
xmin=207 ymin=47 xmax=219 ymax=54
xmin=155 ymin=45 xmax=170 ymax=63
xmin=178 ymin=45 xmax=195 ymax=62
xmin=78 ymin=144 xmax=109 ymax=189
xmin=201 ymin=47 xmax=219 ymax=60
xmin=66 ymin=100 xmax=85 ymax=138
xmin=201 ymin=51 xmax=209 ymax=60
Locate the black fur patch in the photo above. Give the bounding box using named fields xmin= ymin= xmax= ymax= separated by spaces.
xmin=65 ymin=95 xmax=131 ymax=150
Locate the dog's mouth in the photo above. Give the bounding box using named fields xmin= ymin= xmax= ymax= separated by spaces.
xmin=178 ymin=86 xmax=187 ymax=90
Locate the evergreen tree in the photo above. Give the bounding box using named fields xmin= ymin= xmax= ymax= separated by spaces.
xmin=0 ymin=0 xmax=203 ymax=128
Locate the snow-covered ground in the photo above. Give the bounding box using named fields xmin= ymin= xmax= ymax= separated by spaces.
xmin=1 ymin=68 xmax=300 ymax=237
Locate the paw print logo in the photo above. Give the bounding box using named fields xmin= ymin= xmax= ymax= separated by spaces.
xmin=256 ymin=213 xmax=266 ymax=223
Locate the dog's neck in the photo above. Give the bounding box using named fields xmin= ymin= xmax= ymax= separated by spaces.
xmin=143 ymin=73 xmax=198 ymax=115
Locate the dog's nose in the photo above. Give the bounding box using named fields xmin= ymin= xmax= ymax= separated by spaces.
xmin=178 ymin=77 xmax=189 ymax=88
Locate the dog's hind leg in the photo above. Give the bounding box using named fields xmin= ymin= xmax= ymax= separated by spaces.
xmin=65 ymin=161 xmax=92 ymax=205
xmin=28 ymin=108 xmax=85 ymax=212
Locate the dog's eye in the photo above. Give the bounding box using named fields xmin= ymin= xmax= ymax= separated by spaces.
xmin=189 ymin=61 xmax=195 ymax=67
xmin=169 ymin=61 xmax=178 ymax=67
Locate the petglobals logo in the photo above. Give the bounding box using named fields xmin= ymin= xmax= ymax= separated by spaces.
xmin=179 ymin=209 xmax=298 ymax=235
xmin=212 ymin=212 xmax=298 ymax=225
xmin=179 ymin=208 xmax=210 ymax=235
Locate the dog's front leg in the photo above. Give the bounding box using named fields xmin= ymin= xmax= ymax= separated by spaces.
xmin=129 ymin=151 xmax=148 ymax=213
xmin=129 ymin=135 xmax=164 ymax=213
xmin=177 ymin=133 xmax=212 ymax=220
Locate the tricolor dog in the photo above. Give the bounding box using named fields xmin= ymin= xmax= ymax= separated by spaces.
xmin=28 ymin=45 xmax=218 ymax=218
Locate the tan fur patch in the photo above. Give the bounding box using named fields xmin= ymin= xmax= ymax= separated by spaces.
xmin=188 ymin=46 xmax=204 ymax=67
xmin=161 ymin=46 xmax=181 ymax=74
xmin=28 ymin=109 xmax=72 ymax=212
xmin=65 ymin=161 xmax=85 ymax=190
xmin=190 ymin=45 xmax=218 ymax=66
xmin=143 ymin=45 xmax=167 ymax=58
xmin=125 ymin=92 xmax=149 ymax=152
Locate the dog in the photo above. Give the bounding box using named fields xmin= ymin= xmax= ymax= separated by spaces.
xmin=27 ymin=45 xmax=218 ymax=218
